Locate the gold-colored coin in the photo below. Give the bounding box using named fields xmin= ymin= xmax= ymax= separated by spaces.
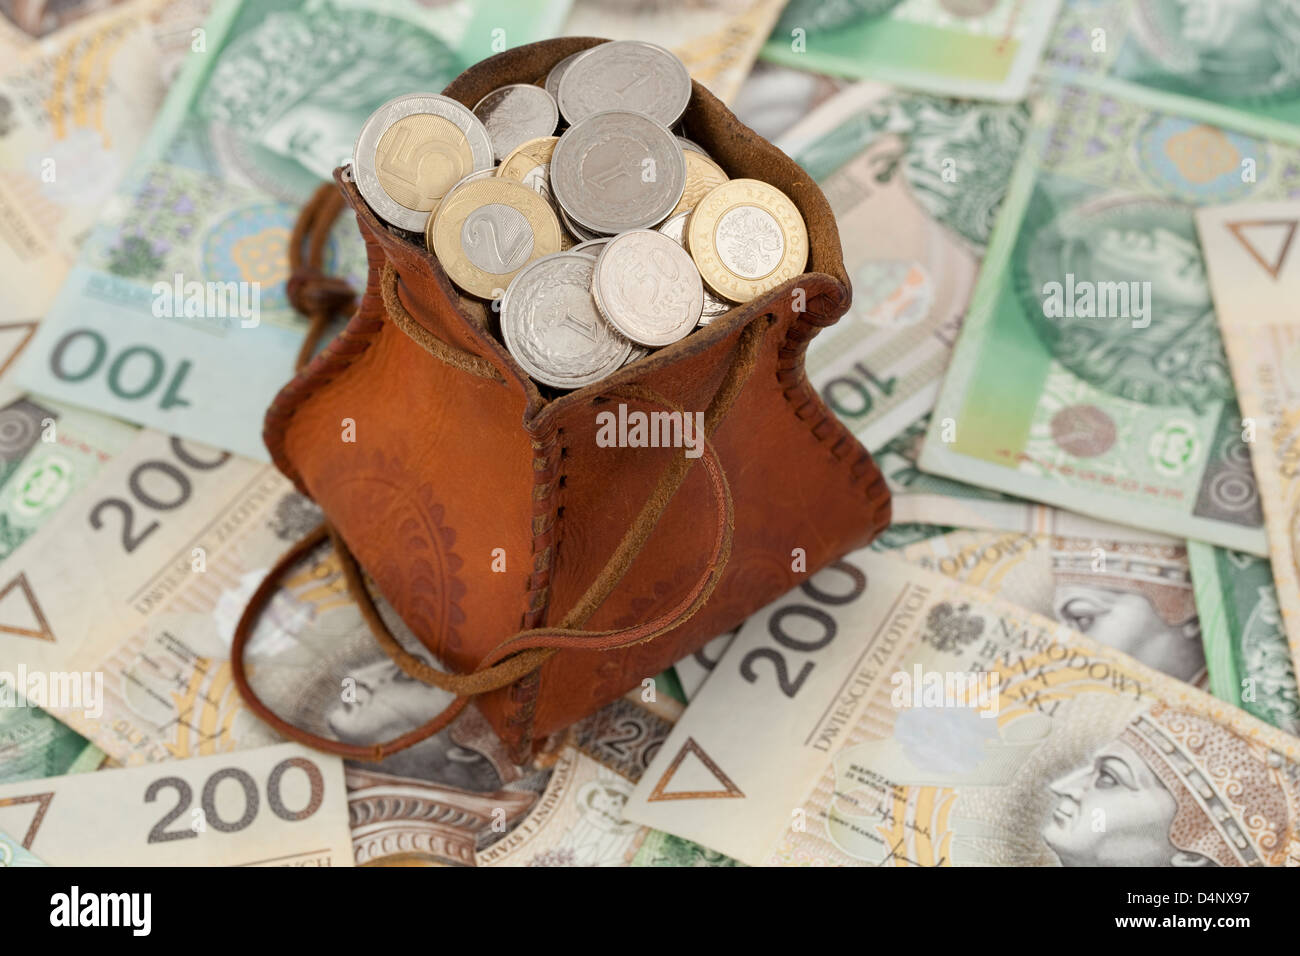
xmin=686 ymin=178 xmax=808 ymax=303
xmin=374 ymin=114 xmax=476 ymax=212
xmin=497 ymin=136 xmax=558 ymax=184
xmin=428 ymin=178 xmax=563 ymax=299
xmin=669 ymin=150 xmax=728 ymax=217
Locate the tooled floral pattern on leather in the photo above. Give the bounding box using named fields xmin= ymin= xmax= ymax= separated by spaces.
xmin=315 ymin=448 xmax=467 ymax=657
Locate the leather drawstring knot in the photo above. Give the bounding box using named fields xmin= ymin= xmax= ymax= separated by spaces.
xmin=286 ymin=268 xmax=355 ymax=320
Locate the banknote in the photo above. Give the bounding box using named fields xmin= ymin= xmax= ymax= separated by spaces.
xmin=1196 ymin=201 xmax=1300 ymax=683
xmin=624 ymin=548 xmax=1300 ymax=866
xmin=476 ymin=695 xmax=740 ymax=866
xmin=1189 ymin=541 xmax=1300 ymax=735
xmin=0 ymin=741 xmax=352 ymax=865
xmin=779 ymin=82 xmax=1027 ymax=452
xmin=0 ymin=691 xmax=104 ymax=784
xmin=1044 ymin=0 xmax=1300 ymax=140
xmin=0 ymin=427 xmax=652 ymax=865
xmin=921 ymin=81 xmax=1295 ymax=554
xmin=896 ymin=528 xmax=1206 ymax=684
xmin=0 ymin=397 xmax=133 ymax=785
xmin=346 ymin=691 xmax=734 ymax=867
xmin=882 ymin=413 xmax=1179 ymax=544
xmin=0 ymin=0 xmax=141 ymax=46
xmin=345 ymin=700 xmax=547 ymax=867
xmin=0 ymin=827 xmax=45 ymax=866
xmin=0 ymin=441 xmax=542 ymax=867
xmin=14 ymin=0 xmax=570 ymax=459
xmin=562 ymin=0 xmax=784 ymax=105
xmin=674 ymin=631 xmax=737 ymax=702
xmin=0 ymin=427 xmax=567 ymax=865
xmin=731 ymin=63 xmax=847 ymax=143
xmin=477 ymin=696 xmax=674 ymax=866
xmin=671 ymin=525 xmax=957 ymax=702
xmin=760 ymin=0 xmax=1063 ymax=102
xmin=0 ymin=0 xmax=212 ymax=322
xmin=0 ymin=428 xmax=295 ymax=760
xmin=0 ymin=397 xmax=138 ymax=561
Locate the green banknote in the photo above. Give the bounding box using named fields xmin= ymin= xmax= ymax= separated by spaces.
xmin=0 ymin=397 xmax=133 ymax=784
xmin=14 ymin=0 xmax=570 ymax=460
xmin=1044 ymin=0 xmax=1300 ymax=140
xmin=781 ymin=82 xmax=1028 ymax=452
xmin=921 ymin=82 xmax=1296 ymax=553
xmin=761 ymin=0 xmax=1062 ymax=101
xmin=1190 ymin=541 xmax=1300 ymax=735
xmin=0 ymin=828 xmax=45 ymax=867
xmin=0 ymin=691 xmax=104 ymax=785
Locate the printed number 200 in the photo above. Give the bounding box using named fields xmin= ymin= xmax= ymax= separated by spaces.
xmin=145 ymin=757 xmax=325 ymax=843
xmin=88 ymin=436 xmax=230 ymax=554
xmin=738 ymin=560 xmax=866 ymax=699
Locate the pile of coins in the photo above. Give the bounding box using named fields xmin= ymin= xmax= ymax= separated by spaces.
xmin=351 ymin=40 xmax=809 ymax=390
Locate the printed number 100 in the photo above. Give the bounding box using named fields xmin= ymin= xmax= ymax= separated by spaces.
xmin=51 ymin=329 xmax=194 ymax=410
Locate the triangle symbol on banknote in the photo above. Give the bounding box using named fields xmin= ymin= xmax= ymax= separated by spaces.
xmin=0 ymin=791 xmax=53 ymax=849
xmin=0 ymin=321 xmax=37 ymax=379
xmin=647 ymin=737 xmax=744 ymax=801
xmin=1226 ymin=219 xmax=1298 ymax=279
xmin=0 ymin=574 xmax=54 ymax=642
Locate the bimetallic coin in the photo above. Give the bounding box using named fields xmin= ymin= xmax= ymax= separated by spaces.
xmin=657 ymin=211 xmax=731 ymax=324
xmin=422 ymin=168 xmax=496 ymax=240
xmin=687 ymin=178 xmax=809 ymax=303
xmin=556 ymin=40 xmax=692 ymax=127
xmin=473 ymin=84 xmax=559 ymax=163
xmin=501 ymin=252 xmax=632 ymax=389
xmin=447 ymin=168 xmax=498 ymax=191
xmin=354 ymin=93 xmax=493 ymax=232
xmin=670 ymin=149 xmax=728 ymax=217
xmin=497 ymin=136 xmax=558 ymax=205
xmin=592 ymin=230 xmax=703 ymax=347
xmin=569 ymin=237 xmax=609 ymax=258
xmin=545 ymin=50 xmax=588 ymax=102
xmin=551 ymin=111 xmax=685 ymax=235
xmin=430 ymin=178 xmax=563 ymax=299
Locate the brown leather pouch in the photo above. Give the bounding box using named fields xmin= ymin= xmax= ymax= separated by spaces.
xmin=233 ymin=36 xmax=891 ymax=764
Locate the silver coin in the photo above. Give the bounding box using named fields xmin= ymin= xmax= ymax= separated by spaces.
xmin=556 ymin=40 xmax=692 ymax=127
xmin=623 ymin=344 xmax=652 ymax=366
xmin=592 ymin=230 xmax=703 ymax=347
xmin=545 ymin=50 xmax=588 ymax=103
xmin=501 ymin=252 xmax=632 ymax=390
xmin=570 ymin=237 xmax=609 ymax=258
xmin=557 ymin=201 xmax=602 ymax=241
xmin=353 ymin=93 xmax=493 ymax=232
xmin=656 ymin=211 xmax=731 ymax=325
xmin=677 ymin=136 xmax=709 ymax=156
xmin=551 ymin=111 xmax=685 ymax=235
xmin=472 ymin=84 xmax=559 ymax=163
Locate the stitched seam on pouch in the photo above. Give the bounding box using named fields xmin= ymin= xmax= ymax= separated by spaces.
xmin=504 ymin=421 xmax=564 ymax=751
xmin=774 ymin=288 xmax=890 ymax=529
